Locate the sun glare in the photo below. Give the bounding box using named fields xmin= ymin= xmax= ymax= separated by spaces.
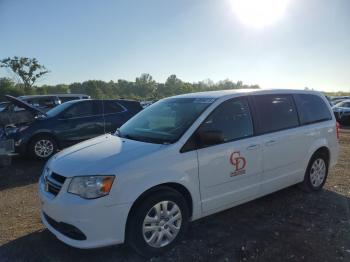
xmin=231 ymin=0 xmax=290 ymax=28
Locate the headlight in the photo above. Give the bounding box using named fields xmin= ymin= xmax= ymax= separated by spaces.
xmin=5 ymin=125 xmax=29 ymax=135
xmin=68 ymin=176 xmax=115 ymax=199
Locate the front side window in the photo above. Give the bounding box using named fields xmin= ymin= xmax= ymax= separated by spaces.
xmin=252 ymin=94 xmax=299 ymax=134
xmin=294 ymin=94 xmax=332 ymax=125
xmin=118 ymin=98 xmax=214 ymax=144
xmin=196 ymin=98 xmax=253 ymax=148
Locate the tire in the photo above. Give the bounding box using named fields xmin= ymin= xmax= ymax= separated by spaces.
xmin=126 ymin=187 xmax=189 ymax=258
xmin=300 ymin=151 xmax=329 ymax=192
xmin=28 ymin=135 xmax=57 ymax=160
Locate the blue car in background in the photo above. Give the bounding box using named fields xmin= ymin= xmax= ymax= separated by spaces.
xmin=1 ymin=96 xmax=142 ymax=159
xmin=332 ymin=100 xmax=350 ymax=126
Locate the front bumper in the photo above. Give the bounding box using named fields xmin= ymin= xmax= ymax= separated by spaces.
xmin=39 ymin=176 xmax=131 ymax=249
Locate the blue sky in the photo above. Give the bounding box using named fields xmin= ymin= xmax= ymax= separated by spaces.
xmin=0 ymin=0 xmax=349 ymax=91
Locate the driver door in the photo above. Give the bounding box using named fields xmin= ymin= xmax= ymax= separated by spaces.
xmin=55 ymin=101 xmax=104 ymax=145
xmin=196 ymin=97 xmax=263 ymax=215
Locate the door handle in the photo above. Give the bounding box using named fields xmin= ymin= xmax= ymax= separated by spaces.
xmin=247 ymin=144 xmax=260 ymax=150
xmin=265 ymin=140 xmax=277 ymax=146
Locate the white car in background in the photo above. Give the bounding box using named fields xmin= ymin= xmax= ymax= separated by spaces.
xmin=39 ymin=89 xmax=339 ymax=257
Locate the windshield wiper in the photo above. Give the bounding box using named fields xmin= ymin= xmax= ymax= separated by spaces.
xmin=121 ymin=134 xmax=171 ymax=144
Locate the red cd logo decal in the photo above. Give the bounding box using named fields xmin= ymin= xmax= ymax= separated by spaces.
xmin=229 ymin=151 xmax=246 ymax=177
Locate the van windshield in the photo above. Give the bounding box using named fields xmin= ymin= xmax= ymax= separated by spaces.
xmin=118 ymin=97 xmax=214 ymax=144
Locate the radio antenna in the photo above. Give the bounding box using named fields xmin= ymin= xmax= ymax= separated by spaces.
xmin=102 ymin=99 xmax=106 ymax=134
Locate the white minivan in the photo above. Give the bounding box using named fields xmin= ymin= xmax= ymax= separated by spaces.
xmin=39 ymin=89 xmax=339 ymax=256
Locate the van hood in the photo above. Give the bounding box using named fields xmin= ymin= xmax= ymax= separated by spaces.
xmin=49 ymin=134 xmax=164 ymax=177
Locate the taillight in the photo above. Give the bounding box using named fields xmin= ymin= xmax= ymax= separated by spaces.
xmin=336 ymin=122 xmax=340 ymax=140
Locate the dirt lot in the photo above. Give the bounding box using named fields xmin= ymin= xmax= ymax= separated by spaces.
xmin=1 ymin=131 xmax=350 ymax=262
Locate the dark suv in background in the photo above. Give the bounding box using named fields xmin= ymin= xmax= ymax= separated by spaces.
xmin=332 ymin=100 xmax=350 ymax=125
xmin=18 ymin=94 xmax=91 ymax=111
xmin=19 ymin=95 xmax=61 ymax=112
xmin=3 ymin=96 xmax=142 ymax=159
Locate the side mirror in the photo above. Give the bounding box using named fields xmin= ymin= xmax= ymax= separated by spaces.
xmin=197 ymin=130 xmax=224 ymax=147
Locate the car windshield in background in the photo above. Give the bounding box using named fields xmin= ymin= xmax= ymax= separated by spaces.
xmin=118 ymin=97 xmax=215 ymax=144
xmin=335 ymin=101 xmax=350 ymax=108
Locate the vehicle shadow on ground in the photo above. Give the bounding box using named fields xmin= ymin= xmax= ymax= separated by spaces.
xmin=1 ymin=187 xmax=349 ymax=262
xmin=0 ymin=156 xmax=45 ymax=191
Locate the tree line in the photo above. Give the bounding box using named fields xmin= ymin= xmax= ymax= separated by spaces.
xmin=0 ymin=75 xmax=260 ymax=101
xmin=1 ymin=56 xmax=349 ymax=102
xmin=0 ymin=56 xmax=260 ymax=101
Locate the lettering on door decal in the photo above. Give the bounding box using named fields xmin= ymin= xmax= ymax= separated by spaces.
xmin=229 ymin=151 xmax=246 ymax=177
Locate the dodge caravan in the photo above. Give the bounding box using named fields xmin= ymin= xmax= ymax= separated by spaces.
xmin=39 ymin=89 xmax=339 ymax=257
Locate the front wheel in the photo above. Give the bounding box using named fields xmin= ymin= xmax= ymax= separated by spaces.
xmin=300 ymin=152 xmax=329 ymax=192
xmin=28 ymin=135 xmax=57 ymax=160
xmin=126 ymin=187 xmax=189 ymax=257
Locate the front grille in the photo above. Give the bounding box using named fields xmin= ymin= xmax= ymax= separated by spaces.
xmin=43 ymin=212 xmax=87 ymax=240
xmin=46 ymin=172 xmax=66 ymax=196
xmin=51 ymin=172 xmax=66 ymax=184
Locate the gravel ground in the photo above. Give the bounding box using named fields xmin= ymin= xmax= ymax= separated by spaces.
xmin=0 ymin=130 xmax=350 ymax=262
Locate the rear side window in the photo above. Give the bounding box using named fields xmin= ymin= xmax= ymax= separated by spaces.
xmin=252 ymin=94 xmax=299 ymax=134
xmin=63 ymin=101 xmax=97 ymax=118
xmin=198 ymin=98 xmax=253 ymax=146
xmin=103 ymin=101 xmax=125 ymax=114
xmin=294 ymin=94 xmax=332 ymax=125
xmin=118 ymin=100 xmax=143 ymax=112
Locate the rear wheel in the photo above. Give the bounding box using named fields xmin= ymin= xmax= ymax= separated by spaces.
xmin=300 ymin=151 xmax=329 ymax=192
xmin=126 ymin=188 xmax=189 ymax=258
xmin=28 ymin=135 xmax=57 ymax=160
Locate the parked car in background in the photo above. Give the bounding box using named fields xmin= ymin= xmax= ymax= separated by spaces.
xmin=332 ymin=99 xmax=350 ymax=125
xmin=4 ymin=97 xmax=142 ymax=159
xmin=330 ymin=96 xmax=350 ymax=106
xmin=39 ymin=89 xmax=338 ymax=256
xmin=140 ymin=100 xmax=156 ymax=108
xmin=18 ymin=95 xmax=62 ymax=112
xmin=0 ymin=102 xmax=10 ymax=112
xmin=0 ymin=96 xmax=45 ymax=128
xmin=55 ymin=94 xmax=90 ymax=103
xmin=18 ymin=94 xmax=91 ymax=112
xmin=0 ymin=96 xmax=46 ymax=165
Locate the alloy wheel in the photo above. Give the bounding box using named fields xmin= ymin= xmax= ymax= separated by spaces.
xmin=309 ymin=158 xmax=326 ymax=187
xmin=142 ymin=200 xmax=182 ymax=248
xmin=34 ymin=139 xmax=54 ymax=158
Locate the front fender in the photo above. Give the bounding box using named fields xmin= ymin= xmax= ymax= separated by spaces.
xmin=111 ymin=150 xmax=202 ymax=221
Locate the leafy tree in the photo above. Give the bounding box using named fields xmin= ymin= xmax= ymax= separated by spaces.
xmin=135 ymin=73 xmax=156 ymax=98
xmin=0 ymin=77 xmax=24 ymax=101
xmin=157 ymin=74 xmax=183 ymax=97
xmin=0 ymin=56 xmax=49 ymax=93
xmin=69 ymin=82 xmax=84 ymax=94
